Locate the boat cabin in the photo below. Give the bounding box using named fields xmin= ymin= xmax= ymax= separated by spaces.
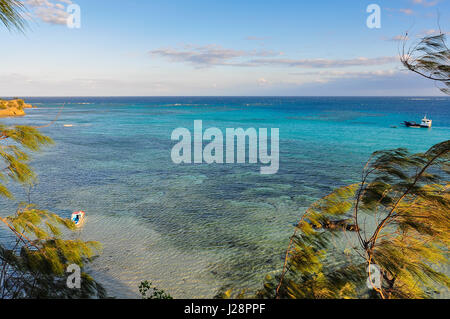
xmin=420 ymin=116 xmax=432 ymax=128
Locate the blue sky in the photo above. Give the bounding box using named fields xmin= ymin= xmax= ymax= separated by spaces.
xmin=0 ymin=0 xmax=449 ymax=96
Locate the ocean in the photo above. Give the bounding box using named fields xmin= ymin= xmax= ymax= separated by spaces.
xmin=0 ymin=97 xmax=449 ymax=298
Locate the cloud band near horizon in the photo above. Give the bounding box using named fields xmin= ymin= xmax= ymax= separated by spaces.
xmin=150 ymin=45 xmax=398 ymax=69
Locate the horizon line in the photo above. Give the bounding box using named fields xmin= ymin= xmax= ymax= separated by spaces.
xmin=2 ymin=95 xmax=449 ymax=98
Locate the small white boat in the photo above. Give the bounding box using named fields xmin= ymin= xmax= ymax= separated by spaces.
xmin=403 ymin=115 xmax=432 ymax=128
xmin=71 ymin=211 xmax=86 ymax=227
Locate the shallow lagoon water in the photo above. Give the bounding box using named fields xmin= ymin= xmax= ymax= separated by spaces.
xmin=0 ymin=97 xmax=449 ymax=298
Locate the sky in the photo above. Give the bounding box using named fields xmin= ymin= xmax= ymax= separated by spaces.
xmin=0 ymin=0 xmax=449 ymax=96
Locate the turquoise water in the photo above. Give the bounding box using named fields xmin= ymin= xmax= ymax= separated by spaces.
xmin=0 ymin=97 xmax=449 ymax=298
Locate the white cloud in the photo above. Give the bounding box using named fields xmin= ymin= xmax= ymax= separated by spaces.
xmin=245 ymin=36 xmax=270 ymax=41
xmin=399 ymin=8 xmax=414 ymax=15
xmin=412 ymin=0 xmax=440 ymax=7
xmin=384 ymin=34 xmax=409 ymax=41
xmin=289 ymin=70 xmax=397 ymax=80
xmin=257 ymin=78 xmax=270 ymax=86
xmin=418 ymin=29 xmax=449 ymax=36
xmin=0 ymin=73 xmax=173 ymax=96
xmin=1 ymin=69 xmax=444 ymax=96
xmin=150 ymin=44 xmax=397 ymax=69
xmin=25 ymin=0 xmax=73 ymax=25
xmin=247 ymin=56 xmax=398 ymax=68
xmin=150 ymin=44 xmax=281 ymax=68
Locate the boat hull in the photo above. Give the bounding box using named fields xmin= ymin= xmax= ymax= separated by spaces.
xmin=403 ymin=121 xmax=430 ymax=128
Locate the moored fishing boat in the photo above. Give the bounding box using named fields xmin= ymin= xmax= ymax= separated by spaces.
xmin=402 ymin=115 xmax=432 ymax=128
